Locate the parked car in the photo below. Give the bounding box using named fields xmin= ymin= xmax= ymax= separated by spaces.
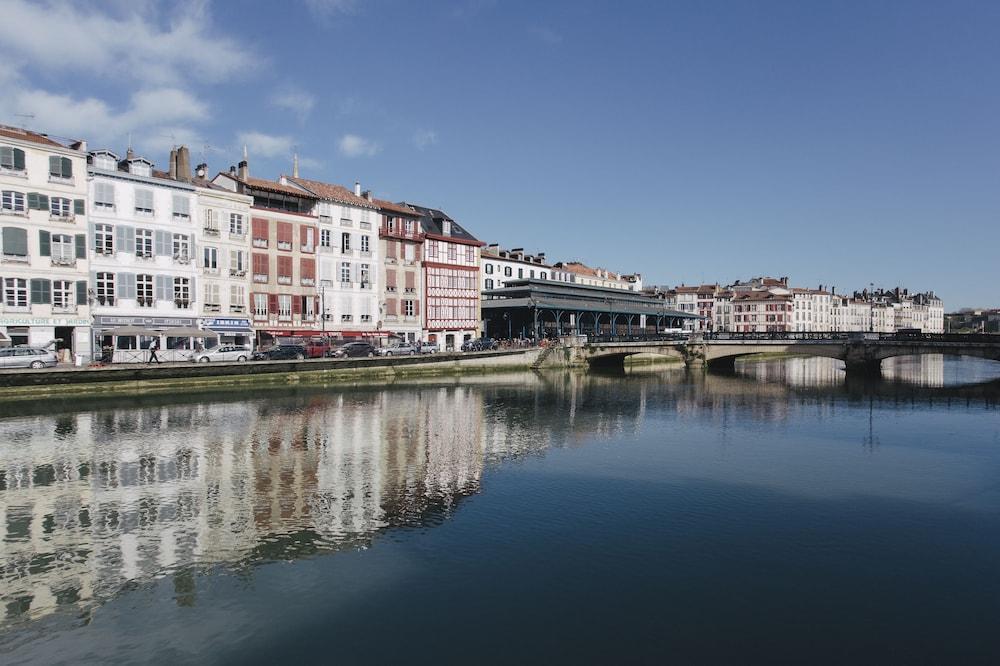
xmin=191 ymin=346 xmax=250 ymax=363
xmin=327 ymin=342 xmax=378 ymax=358
xmin=252 ymin=345 xmax=307 ymax=361
xmin=461 ymin=337 xmax=498 ymax=352
xmin=416 ymin=341 xmax=440 ymax=354
xmin=379 ymin=343 xmax=417 ymax=356
xmin=0 ymin=346 xmax=59 ymax=369
xmin=304 ymin=339 xmax=334 ymax=358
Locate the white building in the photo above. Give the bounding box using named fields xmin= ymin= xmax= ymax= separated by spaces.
xmin=480 ymin=245 xmax=557 ymax=290
xmin=553 ymin=261 xmax=641 ymax=291
xmin=0 ymin=126 xmax=91 ymax=358
xmin=88 ymin=147 xmax=201 ymax=361
xmin=193 ymin=159 xmax=254 ymax=347
xmin=791 ymin=288 xmax=833 ymax=332
xmin=287 ymin=177 xmax=381 ymax=339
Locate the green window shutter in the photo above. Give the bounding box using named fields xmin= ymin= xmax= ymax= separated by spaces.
xmin=13 ymin=148 xmax=25 ymax=171
xmin=76 ymin=280 xmax=88 ymax=306
xmin=27 ymin=192 xmax=39 ymax=210
xmin=0 ymin=146 xmax=10 ymax=168
xmin=38 ymin=230 xmax=51 ymax=256
xmin=37 ymin=194 xmax=49 ymax=211
xmin=2 ymin=227 xmax=28 ymax=255
xmin=75 ymin=234 xmax=86 ymax=259
xmin=74 ymin=199 xmax=85 ymax=215
xmin=61 ymin=157 xmax=73 ymax=178
xmin=31 ymin=279 xmax=51 ymax=305
xmin=49 ymin=156 xmax=60 ymax=177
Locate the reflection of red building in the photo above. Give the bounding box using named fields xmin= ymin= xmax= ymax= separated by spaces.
xmin=404 ymin=204 xmax=482 ymax=351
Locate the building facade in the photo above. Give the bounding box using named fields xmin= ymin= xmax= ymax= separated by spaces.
xmin=406 ymin=204 xmax=482 ymax=350
xmin=0 ymin=126 xmax=91 ymax=357
xmin=213 ymin=163 xmax=320 ymax=344
xmin=88 ymin=147 xmax=201 ymax=360
xmin=732 ymin=290 xmax=793 ymax=332
xmin=377 ymin=199 xmax=424 ymax=342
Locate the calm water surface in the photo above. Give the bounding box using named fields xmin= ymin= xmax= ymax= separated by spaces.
xmin=1 ymin=355 xmax=1000 ymax=664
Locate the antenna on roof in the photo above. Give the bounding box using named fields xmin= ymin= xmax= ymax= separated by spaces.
xmin=159 ymin=130 xmax=177 ymax=148
xmin=14 ymin=112 xmax=35 ymax=123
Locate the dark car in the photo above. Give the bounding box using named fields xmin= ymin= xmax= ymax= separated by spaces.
xmin=461 ymin=337 xmax=498 ymax=352
xmin=252 ymin=345 xmax=307 ymax=361
xmin=327 ymin=342 xmax=378 ymax=358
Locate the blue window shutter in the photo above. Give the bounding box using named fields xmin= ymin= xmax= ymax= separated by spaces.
xmin=74 ymin=199 xmax=85 ymax=215
xmin=155 ymin=230 xmax=169 ymax=256
xmin=38 ymin=230 xmax=51 ymax=256
xmin=75 ymin=234 xmax=86 ymax=259
xmin=76 ymin=280 xmax=87 ymax=306
xmin=31 ymin=279 xmax=51 ymax=304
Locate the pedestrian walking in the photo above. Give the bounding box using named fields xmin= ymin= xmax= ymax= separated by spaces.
xmin=148 ymin=339 xmax=161 ymax=364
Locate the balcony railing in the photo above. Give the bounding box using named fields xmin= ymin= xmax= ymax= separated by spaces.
xmin=277 ymin=276 xmax=292 ymax=285
xmin=173 ymin=254 xmax=191 ymax=264
xmin=96 ymin=295 xmax=115 ymax=306
xmin=301 ymin=277 xmax=315 ymax=286
xmin=252 ymin=238 xmax=268 ymax=248
xmin=203 ymin=227 xmax=220 ymax=236
xmin=50 ymin=213 xmax=75 ymax=223
xmin=230 ymin=305 xmax=246 ymax=314
xmin=1 ymin=253 xmax=29 ymax=263
xmin=301 ymin=244 xmax=315 ymax=253
xmin=253 ymin=273 xmax=268 ymax=283
xmin=277 ymin=241 xmax=292 ymax=251
xmin=51 ymin=256 xmax=76 ymax=267
xmin=203 ymin=303 xmax=221 ymax=313
xmin=230 ymin=269 xmax=247 ymax=277
xmin=174 ymin=299 xmax=190 ymax=309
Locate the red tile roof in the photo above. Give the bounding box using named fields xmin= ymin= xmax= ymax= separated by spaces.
xmin=287 ymin=177 xmax=374 ymax=208
xmin=0 ymin=125 xmax=70 ymax=148
xmin=241 ymin=175 xmax=318 ymax=198
xmin=374 ymin=198 xmax=420 ymax=217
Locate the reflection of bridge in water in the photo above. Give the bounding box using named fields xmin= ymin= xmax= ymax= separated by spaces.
xmin=576 ymin=332 xmax=1000 ymax=375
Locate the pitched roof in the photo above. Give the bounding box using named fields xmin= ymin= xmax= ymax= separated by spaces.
xmin=0 ymin=125 xmax=66 ymax=148
xmin=286 ymin=177 xmax=374 ymax=208
xmin=237 ymin=175 xmax=318 ymax=198
xmin=374 ymin=198 xmax=420 ymax=217
xmin=404 ymin=203 xmax=481 ymax=243
xmin=733 ymin=290 xmax=792 ymax=301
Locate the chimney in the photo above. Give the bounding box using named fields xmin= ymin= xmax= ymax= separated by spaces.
xmin=238 ymin=160 xmax=249 ymax=180
xmin=354 ymin=181 xmax=361 ymax=196
xmin=363 ymin=190 xmax=373 ymax=202
xmin=195 ymin=163 xmax=207 ymax=179
xmin=176 ymin=146 xmax=191 ymax=182
xmin=169 ymin=148 xmax=178 ymax=180
xmin=229 ymin=165 xmax=236 ymax=176
xmin=488 ymin=243 xmax=499 ymax=249
xmin=279 ymin=175 xmax=287 ymax=185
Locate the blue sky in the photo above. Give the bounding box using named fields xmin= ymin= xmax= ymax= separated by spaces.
xmin=2 ymin=0 xmax=997 ymax=308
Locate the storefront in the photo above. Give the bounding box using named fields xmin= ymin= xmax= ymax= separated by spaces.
xmin=201 ymin=318 xmax=253 ymax=348
xmin=93 ymin=315 xmax=200 ymax=363
xmin=0 ymin=315 xmax=92 ymax=361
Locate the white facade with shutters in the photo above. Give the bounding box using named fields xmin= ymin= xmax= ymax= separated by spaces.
xmin=0 ymin=128 xmax=91 ymax=358
xmin=315 ymin=200 xmax=380 ymax=335
xmin=88 ymin=152 xmax=200 ymax=355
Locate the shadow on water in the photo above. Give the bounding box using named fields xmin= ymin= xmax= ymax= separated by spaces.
xmin=0 ymin=356 xmax=999 ymax=663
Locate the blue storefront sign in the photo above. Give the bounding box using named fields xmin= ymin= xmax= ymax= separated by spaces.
xmin=202 ymin=318 xmax=252 ymax=332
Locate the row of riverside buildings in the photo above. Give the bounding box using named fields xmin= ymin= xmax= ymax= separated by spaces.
xmin=0 ymin=124 xmax=944 ymax=360
xmin=0 ymin=125 xmax=650 ymax=360
xmin=648 ymin=276 xmax=945 ymax=334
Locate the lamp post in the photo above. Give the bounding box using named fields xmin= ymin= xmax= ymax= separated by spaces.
xmin=868 ymin=282 xmax=874 ymax=333
xmin=320 ymin=279 xmax=332 ymax=335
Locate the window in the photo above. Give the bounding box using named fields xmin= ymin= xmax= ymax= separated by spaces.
xmin=129 ymin=161 xmax=151 ymax=177
xmin=465 ymin=246 xmax=474 ymax=263
xmin=135 ymin=189 xmax=154 ymax=215
xmin=173 ymin=194 xmax=190 ymax=220
xmin=504 ymin=266 xmax=512 ymax=277
xmin=173 ymin=277 xmax=190 ymax=307
xmin=135 ymin=228 xmax=153 ymax=257
xmin=278 ymin=294 xmax=292 ymax=319
xmin=404 ymin=244 xmax=415 ymax=263
xmin=320 ymin=229 xmax=331 ymax=247
xmin=95 ymin=224 xmax=113 ymax=254
xmin=340 ymin=262 xmax=351 ymax=283
xmin=230 ymin=249 xmax=246 ymax=275
xmin=302 ymin=296 xmax=316 ymax=321
xmin=3 ymin=278 xmax=27 ymax=308
xmin=51 ymin=234 xmax=74 ymax=264
xmin=94 ymin=181 xmax=115 ymax=209
xmin=229 ymin=213 xmax=245 ymax=236
xmin=203 ymin=246 xmax=219 ymax=272
xmin=49 ymin=156 xmax=73 ymax=180
xmin=252 ymin=253 xmax=268 ymax=283
xmin=0 ymin=146 xmax=26 ymax=173
xmin=136 ymin=274 xmax=154 ymax=306
xmin=404 ymin=300 xmax=415 ymax=317
xmin=518 ymin=268 xmax=524 ymax=279
xmin=448 ymin=244 xmax=457 ymax=261
xmin=277 ymin=256 xmax=292 ymax=284
xmin=96 ymin=272 xmax=115 ymax=305
xmin=53 ymin=280 xmax=73 ymax=309
xmin=387 ymin=217 xmax=395 ymax=233
xmin=2 ymin=191 xmax=26 ymax=213
xmin=360 ymin=264 xmax=370 ymax=288
xmin=204 ymin=208 xmax=219 ymax=233
xmin=253 ymin=293 xmax=268 ymax=319
xmin=252 ymin=218 xmax=268 ymax=247
xmin=49 ymin=197 xmax=72 ymax=218
xmin=172 ymin=234 xmax=190 ymax=261
xmin=341 ymin=232 xmax=351 ymax=252
xmin=230 ymin=285 xmax=245 ymax=312
xmin=404 ymin=220 xmax=414 ymax=234
xmin=2 ymin=226 xmax=28 ymax=259
xmin=301 ymin=226 xmax=315 ymax=252
xmin=485 ymin=278 xmax=494 ymax=289
xmin=204 ymin=282 xmax=220 ymax=308
xmin=485 ymin=264 xmax=493 ymax=274
xmin=360 ymin=235 xmax=370 ymax=253
xmin=276 ymin=222 xmax=293 ymax=250
xmin=540 ymin=272 xmax=547 ymax=280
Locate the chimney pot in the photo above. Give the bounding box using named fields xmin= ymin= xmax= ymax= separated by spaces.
xmin=238 ymin=160 xmax=248 ymax=180
xmin=176 ymin=146 xmax=191 ymax=182
xmin=169 ymin=149 xmax=178 ymax=180
xmin=354 ymin=181 xmax=361 ymax=196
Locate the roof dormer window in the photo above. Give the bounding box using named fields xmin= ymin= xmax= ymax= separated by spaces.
xmin=129 ymin=159 xmax=152 ymax=177
xmin=442 ymin=220 xmax=451 ymax=236
xmin=90 ymin=150 xmax=119 ymax=171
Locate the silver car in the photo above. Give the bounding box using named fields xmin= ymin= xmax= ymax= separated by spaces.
xmin=0 ymin=347 xmax=59 ymax=369
xmin=191 ymin=345 xmax=251 ymax=363
xmin=379 ymin=343 xmax=417 ymax=356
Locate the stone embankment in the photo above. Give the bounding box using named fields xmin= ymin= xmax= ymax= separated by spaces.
xmin=0 ymin=348 xmax=544 ymax=399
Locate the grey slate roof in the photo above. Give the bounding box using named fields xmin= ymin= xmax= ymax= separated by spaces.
xmin=402 ymin=202 xmax=480 ymax=243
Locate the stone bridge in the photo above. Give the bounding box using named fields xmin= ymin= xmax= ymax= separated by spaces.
xmin=560 ymin=333 xmax=1000 ymax=375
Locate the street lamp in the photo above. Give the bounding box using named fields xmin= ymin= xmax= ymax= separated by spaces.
xmin=868 ymin=282 xmax=874 ymax=333
xmin=319 ymin=279 xmax=332 ymax=335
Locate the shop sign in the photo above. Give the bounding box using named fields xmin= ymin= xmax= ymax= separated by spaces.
xmin=202 ymin=318 xmax=252 ymax=331
xmin=94 ymin=315 xmax=196 ymax=328
xmin=0 ymin=315 xmax=91 ymax=327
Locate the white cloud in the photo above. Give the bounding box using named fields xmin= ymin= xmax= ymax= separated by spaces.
xmin=304 ymin=0 xmax=358 ymax=18
xmin=413 ymin=129 xmax=439 ymax=150
xmin=270 ymin=88 xmax=317 ymax=123
xmin=0 ymin=0 xmax=255 ymax=85
xmin=238 ymin=131 xmax=295 ymax=159
xmin=528 ymin=25 xmax=563 ymax=45
xmin=338 ymin=134 xmax=380 ymax=158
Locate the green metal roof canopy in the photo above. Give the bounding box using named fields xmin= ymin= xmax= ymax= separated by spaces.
xmin=482 ymin=279 xmax=696 ymax=319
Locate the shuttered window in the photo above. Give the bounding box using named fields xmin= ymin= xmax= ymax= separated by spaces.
xmin=30 ymin=278 xmax=52 ymax=304
xmin=172 ymin=194 xmax=190 ymax=219
xmin=134 ymin=189 xmax=154 ymax=214
xmin=252 ymin=253 xmax=269 ymax=282
xmin=94 ymin=182 xmax=115 ymax=209
xmin=49 ymin=156 xmax=73 ymax=179
xmin=252 ymin=218 xmax=268 ymax=247
xmin=2 ymin=226 xmax=28 ymax=256
xmin=0 ymin=146 xmax=26 ymax=172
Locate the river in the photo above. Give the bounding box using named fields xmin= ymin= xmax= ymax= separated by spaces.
xmin=1 ymin=356 xmax=999 ymax=664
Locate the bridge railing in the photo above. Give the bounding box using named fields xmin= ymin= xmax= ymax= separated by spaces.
xmin=586 ymin=333 xmax=689 ymax=344
xmin=583 ymin=331 xmax=1000 ymax=345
